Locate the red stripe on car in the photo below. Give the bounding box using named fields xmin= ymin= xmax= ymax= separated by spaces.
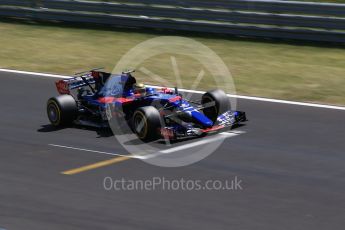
xmin=98 ymin=97 xmax=133 ymax=103
xmin=201 ymin=125 xmax=224 ymax=133
xmin=169 ymin=96 xmax=181 ymax=102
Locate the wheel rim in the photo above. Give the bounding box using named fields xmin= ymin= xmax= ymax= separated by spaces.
xmin=47 ymin=100 xmax=61 ymax=125
xmin=134 ymin=112 xmax=147 ymax=139
xmin=48 ymin=104 xmax=58 ymax=123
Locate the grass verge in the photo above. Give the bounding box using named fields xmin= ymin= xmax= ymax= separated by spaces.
xmin=0 ymin=20 xmax=344 ymax=105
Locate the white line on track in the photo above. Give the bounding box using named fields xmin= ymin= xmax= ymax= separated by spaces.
xmin=49 ymin=131 xmax=244 ymax=160
xmin=150 ymin=86 xmax=345 ymax=111
xmin=1 ymin=68 xmax=345 ymax=111
xmin=137 ymin=131 xmax=244 ymax=159
xmin=48 ymin=144 xmax=144 ymax=159
xmin=160 ymin=131 xmax=242 ymax=154
xmin=0 ymin=68 xmax=71 ymax=79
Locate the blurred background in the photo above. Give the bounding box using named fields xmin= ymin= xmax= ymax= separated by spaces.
xmin=0 ymin=0 xmax=344 ymax=104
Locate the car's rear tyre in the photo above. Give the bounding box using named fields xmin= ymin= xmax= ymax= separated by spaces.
xmin=132 ymin=106 xmax=161 ymax=141
xmin=47 ymin=95 xmax=78 ymax=127
xmin=202 ymin=89 xmax=230 ymax=122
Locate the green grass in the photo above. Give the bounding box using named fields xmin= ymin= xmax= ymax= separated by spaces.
xmin=295 ymin=0 xmax=345 ymax=3
xmin=93 ymin=0 xmax=345 ymax=4
xmin=0 ymin=21 xmax=345 ymax=105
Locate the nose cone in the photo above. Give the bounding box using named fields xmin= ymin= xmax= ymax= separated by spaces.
xmin=191 ymin=111 xmax=213 ymax=127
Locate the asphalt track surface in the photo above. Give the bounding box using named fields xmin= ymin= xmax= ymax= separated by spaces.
xmin=0 ymin=71 xmax=345 ymax=230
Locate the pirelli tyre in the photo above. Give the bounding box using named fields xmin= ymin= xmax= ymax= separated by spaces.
xmin=47 ymin=95 xmax=78 ymax=127
xmin=132 ymin=106 xmax=162 ymax=141
xmin=201 ymin=89 xmax=230 ymax=122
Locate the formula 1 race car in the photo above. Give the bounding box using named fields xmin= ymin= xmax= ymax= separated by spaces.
xmin=46 ymin=69 xmax=247 ymax=141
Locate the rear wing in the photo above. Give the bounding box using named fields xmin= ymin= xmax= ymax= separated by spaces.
xmin=55 ymin=74 xmax=95 ymax=95
xmin=55 ymin=69 xmax=112 ymax=95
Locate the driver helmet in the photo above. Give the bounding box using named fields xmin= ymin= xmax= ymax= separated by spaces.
xmin=134 ymin=83 xmax=146 ymax=95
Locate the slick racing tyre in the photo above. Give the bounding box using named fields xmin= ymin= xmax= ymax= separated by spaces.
xmin=132 ymin=106 xmax=161 ymax=141
xmin=202 ymin=89 xmax=230 ymax=122
xmin=47 ymin=95 xmax=78 ymax=127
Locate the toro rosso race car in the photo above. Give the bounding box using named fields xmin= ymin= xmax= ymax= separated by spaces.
xmin=47 ymin=69 xmax=247 ymax=141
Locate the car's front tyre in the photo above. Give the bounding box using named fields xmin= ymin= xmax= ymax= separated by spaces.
xmin=132 ymin=106 xmax=162 ymax=141
xmin=202 ymin=89 xmax=230 ymax=122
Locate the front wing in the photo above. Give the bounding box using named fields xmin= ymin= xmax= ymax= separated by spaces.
xmin=160 ymin=110 xmax=247 ymax=139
